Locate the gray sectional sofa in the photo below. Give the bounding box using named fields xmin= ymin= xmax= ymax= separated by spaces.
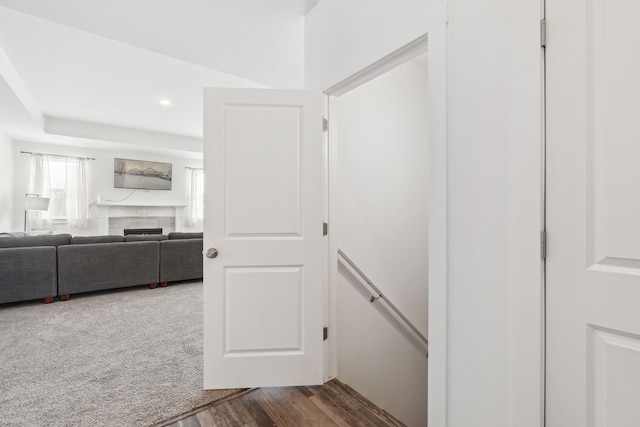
xmin=0 ymin=232 xmax=203 ymax=304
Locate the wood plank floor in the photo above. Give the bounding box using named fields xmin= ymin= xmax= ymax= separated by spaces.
xmin=157 ymin=379 xmax=405 ymax=427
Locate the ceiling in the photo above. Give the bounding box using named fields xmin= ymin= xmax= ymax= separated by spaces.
xmin=0 ymin=0 xmax=319 ymax=156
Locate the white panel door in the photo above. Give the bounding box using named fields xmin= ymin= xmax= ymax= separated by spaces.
xmin=202 ymin=88 xmax=324 ymax=389
xmin=547 ymin=0 xmax=640 ymax=425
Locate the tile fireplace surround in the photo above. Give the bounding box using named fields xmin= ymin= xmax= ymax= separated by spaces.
xmin=95 ymin=203 xmax=186 ymax=236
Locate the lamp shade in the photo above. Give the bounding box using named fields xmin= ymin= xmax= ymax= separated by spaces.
xmin=25 ymin=195 xmax=50 ymax=211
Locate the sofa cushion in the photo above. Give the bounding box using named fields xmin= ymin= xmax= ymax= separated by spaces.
xmin=159 ymin=239 xmax=203 ymax=283
xmin=57 ymin=241 xmax=159 ymax=295
xmin=70 ymin=235 xmax=124 ymax=244
xmin=0 ymin=233 xmax=72 ymax=248
xmin=0 ymin=246 xmax=57 ymax=304
xmin=168 ymin=232 xmax=203 ymax=240
xmin=124 ymin=234 xmax=168 ymax=242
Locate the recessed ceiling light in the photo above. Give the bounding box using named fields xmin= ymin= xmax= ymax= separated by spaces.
xmin=158 ymin=98 xmax=172 ymax=107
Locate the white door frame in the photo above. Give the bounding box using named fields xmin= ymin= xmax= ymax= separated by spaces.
xmin=322 ymin=6 xmax=449 ymax=425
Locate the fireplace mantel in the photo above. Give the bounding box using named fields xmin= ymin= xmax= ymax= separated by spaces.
xmin=95 ymin=203 xmax=186 ymax=235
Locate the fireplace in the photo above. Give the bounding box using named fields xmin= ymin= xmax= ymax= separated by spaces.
xmin=96 ymin=204 xmax=186 ymax=235
xmin=124 ymin=228 xmax=163 ymax=236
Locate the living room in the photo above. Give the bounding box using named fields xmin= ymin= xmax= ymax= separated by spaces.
xmin=0 ymin=1 xmax=431 ymax=425
xmin=0 ymin=1 xmax=548 ymax=427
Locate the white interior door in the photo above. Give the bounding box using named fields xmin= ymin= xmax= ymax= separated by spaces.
xmin=202 ymin=88 xmax=325 ymax=389
xmin=546 ymin=0 xmax=640 ymax=425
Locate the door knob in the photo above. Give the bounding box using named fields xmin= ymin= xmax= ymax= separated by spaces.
xmin=206 ymin=248 xmax=219 ymax=259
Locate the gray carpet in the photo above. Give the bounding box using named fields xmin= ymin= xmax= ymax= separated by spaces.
xmin=0 ymin=281 xmax=239 ymax=427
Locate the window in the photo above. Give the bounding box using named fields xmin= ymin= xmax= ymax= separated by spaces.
xmin=28 ymin=154 xmax=89 ymax=230
xmin=48 ymin=158 xmax=68 ymax=221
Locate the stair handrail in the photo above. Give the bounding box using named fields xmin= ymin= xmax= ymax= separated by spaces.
xmin=337 ymin=249 xmax=428 ymax=356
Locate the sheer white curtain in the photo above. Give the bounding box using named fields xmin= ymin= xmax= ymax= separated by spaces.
xmin=27 ymin=154 xmax=89 ymax=230
xmin=27 ymin=154 xmax=51 ymax=230
xmin=66 ymin=157 xmax=89 ymax=228
xmin=187 ymin=168 xmax=204 ymax=227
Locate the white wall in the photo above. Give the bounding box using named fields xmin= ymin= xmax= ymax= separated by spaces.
xmin=305 ymin=0 xmax=433 ymax=91
xmin=307 ymin=1 xmax=544 ymax=426
xmin=9 ymin=140 xmax=203 ymax=235
xmin=0 ymin=132 xmax=14 ymax=231
xmin=335 ymin=60 xmax=428 ymax=426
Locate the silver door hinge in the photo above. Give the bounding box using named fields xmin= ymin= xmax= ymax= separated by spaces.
xmin=323 ymin=222 xmax=328 ymax=236
xmin=323 ymin=326 xmax=328 ymax=341
xmin=540 ymin=230 xmax=547 ymax=259
xmin=323 ymin=117 xmax=328 ymax=132
xmin=540 ymin=19 xmax=546 ymax=48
